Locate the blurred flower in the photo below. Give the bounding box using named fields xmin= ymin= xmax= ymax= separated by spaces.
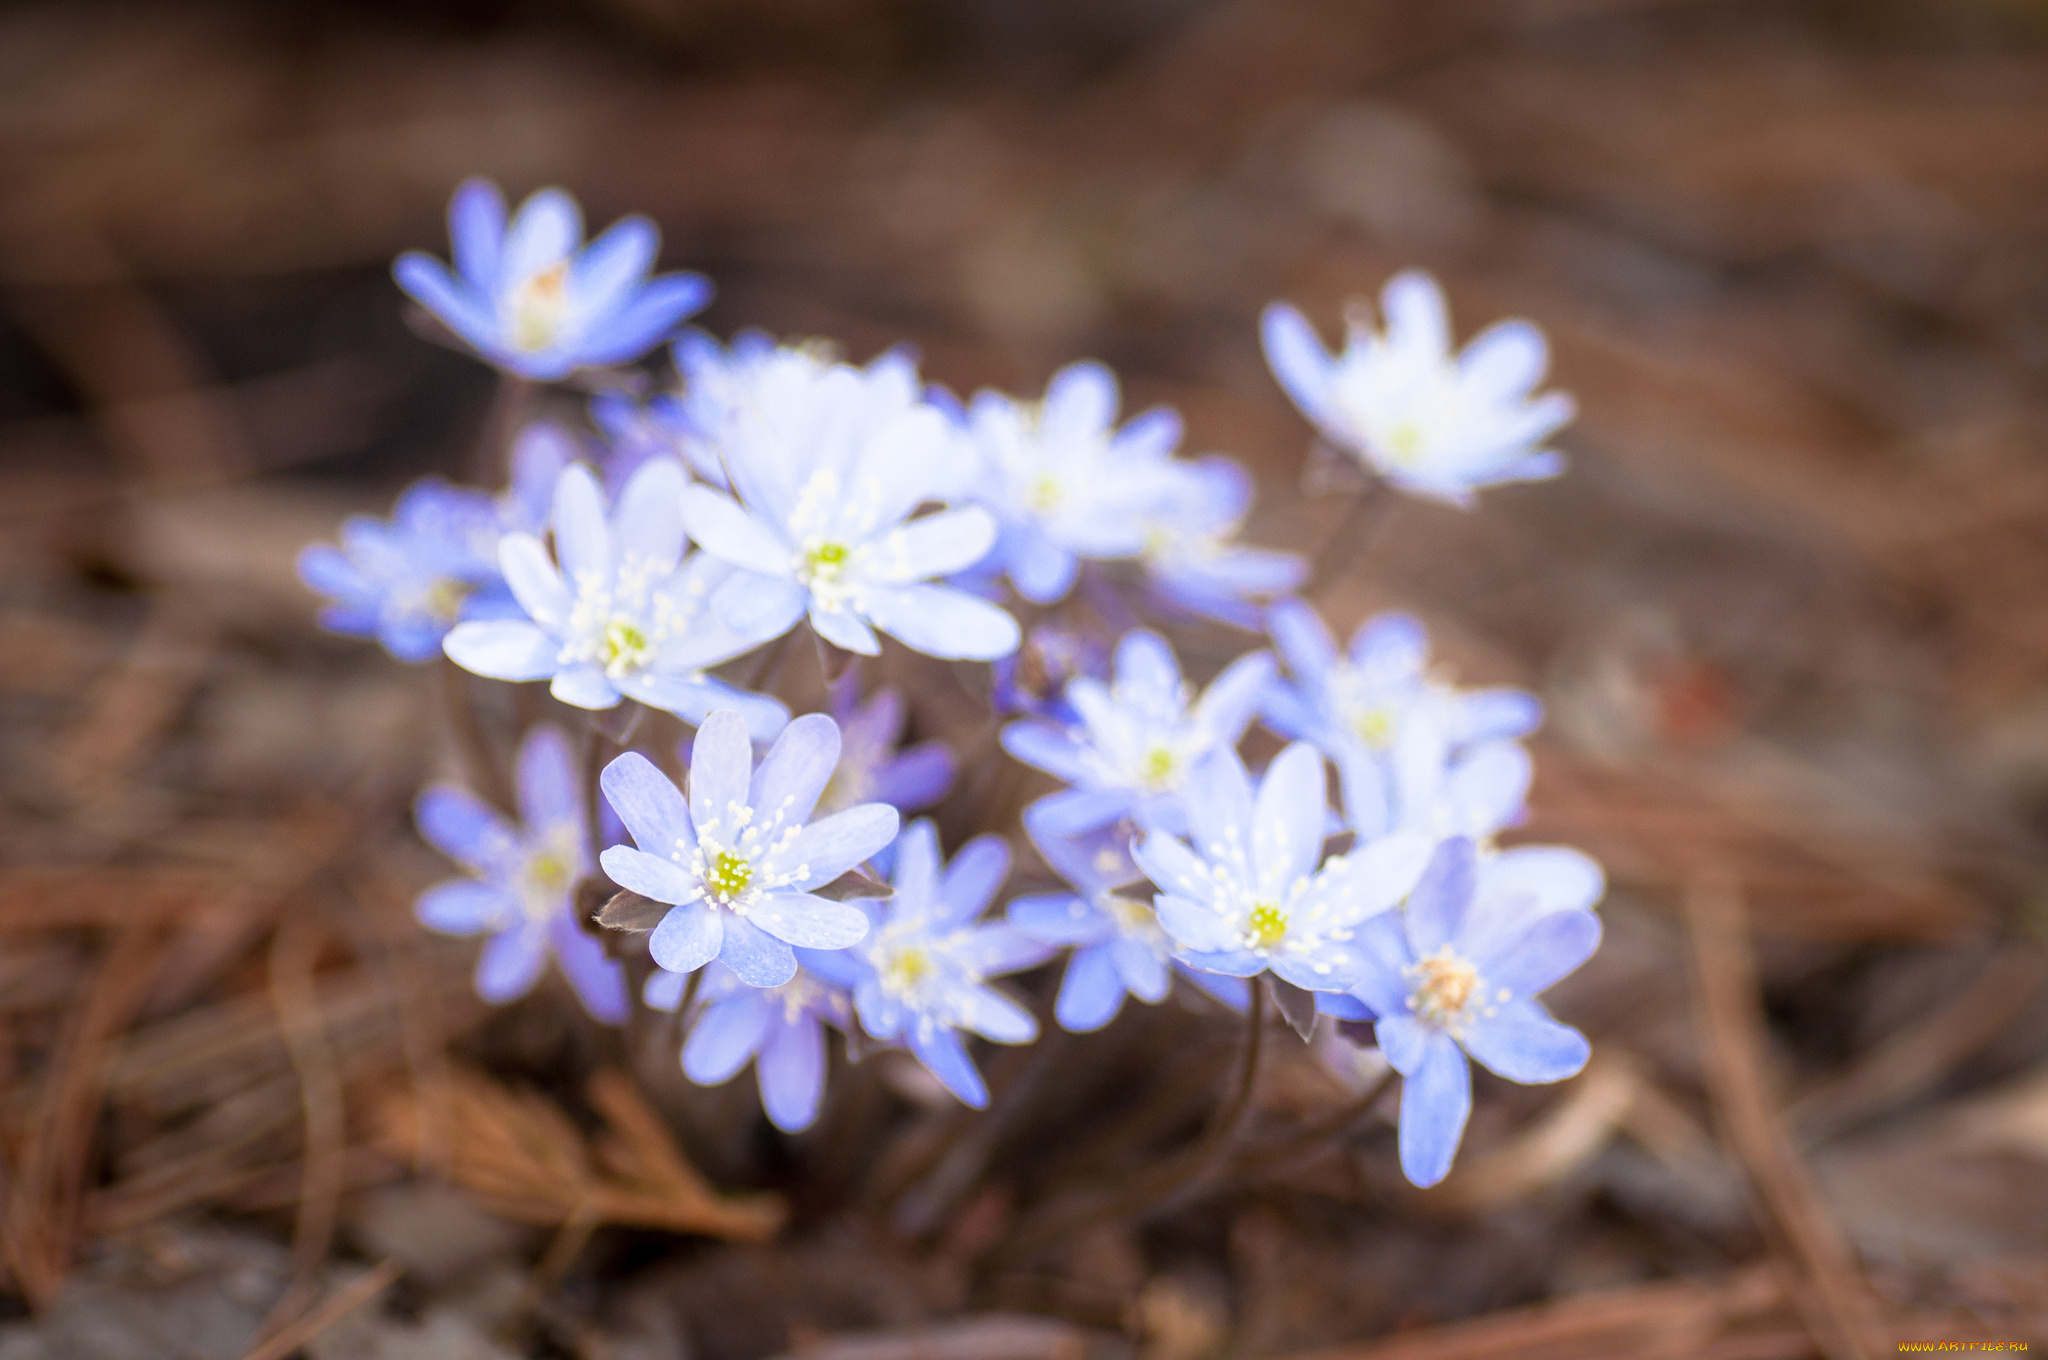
xmin=413 ymin=725 xmax=628 ymax=1022
xmin=1341 ymin=837 xmax=1599 ymax=1186
xmin=1262 ymin=271 xmax=1573 ymax=505
xmin=677 ymin=343 xmax=1018 ymax=661
xmin=991 ymin=624 xmax=1107 ymax=721
xmin=1140 ymin=457 xmax=1307 ymax=629
xmin=646 ymin=960 xmax=851 ymax=1133
xmin=1339 ymin=732 xmax=1531 ymax=848
xmin=1265 ymin=600 xmax=1540 ymax=840
xmin=1001 ymin=629 xmax=1272 ymax=837
xmin=501 ymin=422 xmax=575 ymax=533
xmin=1008 ymin=822 xmax=1247 ymax=1033
xmin=443 ymin=459 xmax=789 ymax=737
xmin=298 ymin=478 xmax=516 ymax=663
xmin=816 ymin=679 xmax=955 ymax=817
xmin=837 ymin=820 xmax=1050 ymax=1108
xmin=394 ymin=179 xmax=709 ymax=380
xmin=965 ymin=361 xmax=1191 ymax=605
xmin=1133 ymin=742 xmax=1431 ymax=992
xmin=598 ymin=711 xmax=898 ymax=987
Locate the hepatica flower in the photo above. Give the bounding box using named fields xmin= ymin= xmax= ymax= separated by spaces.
xmin=1343 ymin=836 xmax=1600 ymax=1186
xmin=1133 ymin=743 xmax=1432 ymax=991
xmin=815 ymin=681 xmax=955 ymax=817
xmin=598 ymin=711 xmax=899 ymax=988
xmin=1265 ymin=600 xmax=1539 ymax=774
xmin=413 ymin=725 xmax=628 ymax=1022
xmin=1002 ymin=629 xmax=1273 ymax=836
xmin=1262 ymin=270 xmax=1573 ymax=505
xmin=966 ymin=361 xmax=1190 ymax=605
xmin=1140 ymin=457 xmax=1307 ymax=629
xmin=679 ymin=345 xmax=1019 ymax=661
xmin=1009 ymin=823 xmax=1246 ymax=1032
xmin=838 ymin=820 xmax=1050 ymax=1108
xmin=394 ymin=179 xmax=710 ymax=380
xmin=298 ymin=478 xmax=515 ymax=663
xmin=646 ymin=960 xmax=851 ymax=1133
xmin=444 ymin=459 xmax=789 ymax=737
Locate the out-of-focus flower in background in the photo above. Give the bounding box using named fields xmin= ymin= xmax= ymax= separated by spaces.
xmin=1138 ymin=456 xmax=1307 ymax=629
xmin=1262 ymin=270 xmax=1572 ymax=505
xmin=1009 ymin=821 xmax=1246 ymax=1033
xmin=394 ymin=179 xmax=711 ymax=380
xmin=817 ymin=680 xmax=956 ymax=817
xmin=1002 ymin=629 xmax=1272 ymax=836
xmin=298 ymin=478 xmax=518 ymax=663
xmin=965 ymin=361 xmax=1189 ymax=605
xmin=835 ymin=820 xmax=1050 ymax=1108
xmin=646 ymin=960 xmax=852 ymax=1133
xmin=413 ymin=725 xmax=629 ymax=1023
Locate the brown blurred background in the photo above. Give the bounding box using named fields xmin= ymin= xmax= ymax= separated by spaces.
xmin=3 ymin=1 xmax=2048 ymax=1357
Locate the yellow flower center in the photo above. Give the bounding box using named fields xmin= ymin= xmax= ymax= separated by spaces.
xmin=880 ymin=945 xmax=932 ymax=997
xmin=707 ymin=850 xmax=753 ymax=904
xmin=1385 ymin=419 xmax=1424 ymax=466
xmin=510 ymin=260 xmax=570 ymax=352
xmin=1105 ymin=893 xmax=1157 ymax=936
xmin=1027 ymin=473 xmax=1064 ymax=515
xmin=1408 ymin=946 xmax=1484 ymax=1030
xmin=1349 ymin=704 xmax=1396 ymax=749
xmin=1140 ymin=746 xmax=1179 ymax=791
xmin=601 ymin=618 xmax=653 ymax=676
xmin=1246 ymin=901 xmax=1287 ymax=950
xmin=422 ymin=577 xmax=470 ymax=624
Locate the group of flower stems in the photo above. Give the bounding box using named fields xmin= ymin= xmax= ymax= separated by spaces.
xmin=300 ymin=179 xmax=1603 ymax=1194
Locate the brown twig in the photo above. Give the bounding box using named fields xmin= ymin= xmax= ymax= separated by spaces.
xmin=1685 ymin=876 xmax=1886 ymax=1360
xmin=234 ymin=1259 xmax=403 ymax=1360
xmin=252 ymin=914 xmax=349 ymax=1344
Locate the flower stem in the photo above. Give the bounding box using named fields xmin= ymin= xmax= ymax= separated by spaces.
xmin=438 ymin=657 xmax=513 ymax=813
xmin=1310 ymin=478 xmax=1399 ymax=596
xmin=996 ymin=977 xmax=1268 ymax=1263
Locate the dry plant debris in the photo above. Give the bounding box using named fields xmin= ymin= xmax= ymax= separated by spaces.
xmin=0 ymin=0 xmax=2046 ymax=1357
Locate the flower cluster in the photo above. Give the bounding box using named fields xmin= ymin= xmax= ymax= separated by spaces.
xmin=322 ymin=179 xmax=1603 ymax=1189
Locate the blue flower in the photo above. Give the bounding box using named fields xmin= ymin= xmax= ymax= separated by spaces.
xmin=1139 ymin=457 xmax=1306 ymax=629
xmin=645 ymin=960 xmax=851 ymax=1133
xmin=586 ymin=328 xmax=781 ymax=493
xmin=1264 ymin=600 xmax=1539 ymax=829
xmin=1339 ymin=732 xmax=1532 ymax=849
xmin=298 ymin=478 xmax=516 ymax=663
xmin=501 ymin=422 xmax=576 ymax=534
xmin=1001 ymin=629 xmax=1273 ymax=837
xmin=836 ymin=820 xmax=1051 ymax=1108
xmin=816 ymin=681 xmax=955 ymax=817
xmin=676 ymin=343 xmax=1019 ymax=661
xmin=965 ymin=362 xmax=1191 ymax=605
xmin=443 ymin=458 xmax=790 ymax=737
xmin=1133 ymin=742 xmax=1432 ymax=991
xmin=1008 ymin=822 xmax=1248 ymax=1033
xmin=598 ymin=710 xmax=900 ymax=988
xmin=414 ymin=725 xmax=628 ymax=1023
xmin=1262 ymin=271 xmax=1573 ymax=505
xmin=1341 ymin=837 xmax=1600 ymax=1186
xmin=393 ymin=179 xmax=710 ymax=380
